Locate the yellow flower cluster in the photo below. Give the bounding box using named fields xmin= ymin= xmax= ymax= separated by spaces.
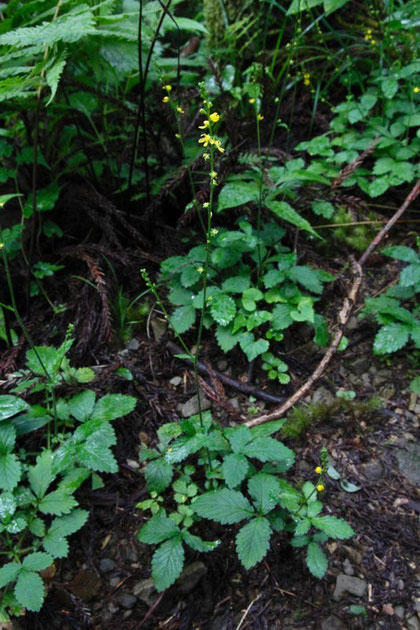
xmin=364 ymin=29 xmax=376 ymax=44
xmin=198 ymin=111 xmax=224 ymax=153
xmin=303 ymin=72 xmax=311 ymax=86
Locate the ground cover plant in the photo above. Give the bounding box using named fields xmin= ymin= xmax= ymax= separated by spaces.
xmin=0 ymin=0 xmax=419 ymax=627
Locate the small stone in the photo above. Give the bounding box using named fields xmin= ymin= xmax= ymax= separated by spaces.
xmin=398 ymin=579 xmax=405 ymax=590
xmin=176 ymin=561 xmax=207 ymax=594
xmin=347 ymin=316 xmax=358 ymax=331
xmin=321 ymin=615 xmax=347 ymax=630
xmin=109 ymin=576 xmax=121 ymax=587
xmin=394 ymin=606 xmax=405 ymax=620
xmin=151 ymin=319 xmax=166 ymax=342
xmin=361 ymin=461 xmax=383 ymax=481
xmin=228 ymin=398 xmax=240 ymax=411
xmin=343 ymin=558 xmax=355 ymax=576
xmin=217 ymin=360 xmax=228 ymax=371
xmin=181 ymin=393 xmax=211 ymax=417
xmin=407 ymin=616 xmax=420 ymax=630
xmin=133 ymin=578 xmax=159 ymax=607
xmin=333 ymin=574 xmax=367 ymax=601
xmin=118 ymin=593 xmax=137 ymax=610
xmin=342 ymin=546 xmax=362 ymax=565
xmin=312 ymin=386 xmax=334 ymax=405
xmin=126 ymin=338 xmax=140 ymax=351
xmin=413 ymin=597 xmax=420 ymax=613
xmin=348 ymin=357 xmax=370 ymax=375
xmin=380 ymin=385 xmax=395 ymax=400
xmin=99 ymin=558 xmax=115 ymax=573
xmin=396 ymin=443 xmax=420 ymax=485
xmin=170 ymin=376 xmax=182 ymax=387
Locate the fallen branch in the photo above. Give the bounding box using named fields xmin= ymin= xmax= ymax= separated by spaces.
xmin=166 ymin=341 xmax=286 ymax=404
xmin=358 ymin=179 xmax=420 ymax=267
xmin=245 ymin=259 xmax=362 ymax=428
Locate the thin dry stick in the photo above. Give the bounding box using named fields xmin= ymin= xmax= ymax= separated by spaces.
xmin=358 ymin=178 xmax=420 ymax=266
xmin=245 ymin=259 xmax=362 ymax=428
xmin=235 ymin=593 xmax=261 ymax=630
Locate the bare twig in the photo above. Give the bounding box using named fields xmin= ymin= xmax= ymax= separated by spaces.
xmin=332 ymin=136 xmax=380 ymax=189
xmin=245 ymin=259 xmax=362 ymax=428
xmin=235 ymin=593 xmax=261 ymax=630
xmin=358 ymin=179 xmax=420 ymax=266
xmin=166 ymin=341 xmax=286 ymax=404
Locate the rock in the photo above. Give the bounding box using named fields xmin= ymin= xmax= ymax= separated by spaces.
xmin=361 ymin=461 xmax=383 ymax=481
xmin=321 ymin=615 xmax=347 ymax=630
xmin=312 ymin=386 xmax=334 ymax=405
xmin=348 ymin=358 xmax=371 ymax=375
xmin=343 ymin=558 xmax=355 ymax=576
xmin=118 ymin=593 xmax=137 ymax=610
xmin=109 ymin=576 xmax=122 ymax=587
xmin=394 ymin=606 xmax=405 ymax=620
xmin=414 ymin=597 xmax=420 ymax=612
xmin=333 ymin=575 xmax=367 ymax=601
xmin=170 ymin=376 xmax=182 ymax=387
xmin=181 ymin=393 xmax=211 ymax=417
xmin=151 ymin=319 xmax=166 ymax=342
xmin=176 ymin=561 xmax=207 ymax=594
xmin=342 ymin=545 xmax=362 ymax=565
xmin=228 ymin=397 xmax=240 ymax=411
xmin=217 ymin=360 xmax=228 ymax=371
xmin=407 ymin=617 xmax=420 ymax=630
xmin=133 ymin=578 xmax=159 ymax=607
xmin=99 ymin=558 xmax=115 ymax=573
xmin=126 ymin=338 xmax=139 ymax=351
xmin=396 ymin=443 xmax=420 ymax=485
xmin=380 ymin=385 xmax=395 ymax=400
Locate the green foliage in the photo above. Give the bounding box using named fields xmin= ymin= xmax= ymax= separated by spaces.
xmin=361 ymin=244 xmax=419 ymax=390
xmin=161 ymin=219 xmax=334 ymax=382
xmin=0 ymin=330 xmax=136 ymax=619
xmin=138 ymin=413 xmax=353 ymax=591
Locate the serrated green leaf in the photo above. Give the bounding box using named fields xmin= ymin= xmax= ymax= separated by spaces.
xmin=239 ymin=333 xmax=269 ymax=361
xmin=266 ymin=200 xmax=319 ymax=237
xmin=242 ymin=437 xmax=296 ymax=465
xmin=68 ymin=390 xmax=96 ymax=422
xmin=182 ymin=531 xmax=220 ymax=552
xmin=382 ymin=246 xmax=418 ymax=263
xmin=38 ymin=490 xmax=77 ymax=516
xmin=311 ymin=200 xmax=334 ymax=218
xmin=0 ymin=562 xmax=21 ymax=588
xmin=91 ymin=394 xmax=136 ymax=422
xmin=28 ymin=450 xmax=53 ymax=498
xmin=22 ymin=553 xmax=53 ymax=572
xmin=225 ymin=426 xmax=252 ymax=453
xmin=250 ymin=419 xmax=286 ymax=438
xmin=164 ymin=435 xmax=203 ymax=464
xmin=0 ymin=396 xmax=29 ymax=421
xmin=193 ymin=488 xmax=253 ymax=524
xmin=286 ymin=266 xmax=323 ymax=294
xmin=14 ymin=571 xmax=45 ymax=612
xmin=45 ymin=52 xmax=67 ymax=105
xmin=222 ymin=276 xmax=251 ymax=293
xmin=247 ymin=474 xmax=280 ymax=514
xmin=43 ymin=510 xmax=89 ymax=558
xmin=145 ymin=459 xmax=173 ymax=493
xmin=210 ymin=293 xmax=237 ymax=326
xmin=222 ymin=453 xmax=249 ymax=488
xmin=215 ymin=325 xmax=241 ymax=352
xmin=138 ymin=514 xmax=179 ymax=544
xmin=0 ymin=452 xmax=21 ymax=491
xmin=373 ymin=323 xmax=410 ymax=354
xmin=306 ymin=542 xmax=328 ymax=578
xmin=152 ymin=537 xmax=185 ymax=592
xmin=29 ymin=518 xmax=45 ymax=537
xmin=170 ymin=305 xmax=196 ymax=334
xmin=311 ymin=516 xmax=354 ymax=539
xmin=217 ymin=181 xmax=260 ymax=212
xmin=235 ymin=517 xmax=272 ymax=569
xmin=400 ymin=263 xmax=420 ymax=287
xmin=0 ymin=424 xmax=16 ymax=452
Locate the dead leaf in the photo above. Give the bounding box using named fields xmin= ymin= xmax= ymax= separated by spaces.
xmin=65 ymin=569 xmax=101 ymax=601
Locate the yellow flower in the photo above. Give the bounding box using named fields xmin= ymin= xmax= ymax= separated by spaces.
xmin=257 ymin=114 xmax=264 ymax=121
xmin=198 ymin=134 xmax=211 ymax=147
xmin=162 ymin=96 xmax=169 ymax=103
xmin=175 ymin=133 xmax=181 ymax=139
xmin=364 ymin=34 xmax=371 ymax=41
xmin=168 ymin=448 xmax=173 ymax=452
xmin=209 ymin=112 xmax=220 ymax=123
xmin=0 ymin=243 xmax=3 ymax=249
xmin=304 ymin=79 xmax=310 ymax=86
xmin=197 ymin=267 xmax=204 ymax=273
xmin=315 ymin=466 xmax=323 ymax=474
xmin=414 ymin=87 xmax=420 ymax=93
xmin=214 ymin=139 xmax=225 ymax=153
xmin=210 ymin=228 xmax=218 ymax=235
xmin=177 ymin=106 xmax=184 ymax=114
xmin=304 ymin=72 xmax=311 ymax=79
xmin=199 ymin=120 xmax=210 ymax=129
xmin=371 ymin=39 xmax=376 ymax=44
xmin=317 ymin=484 xmax=325 ymax=492
xmin=199 ymin=108 xmax=206 ymax=113
xmin=163 ymin=84 xmax=172 ymax=92
xmin=210 ymin=171 xmax=217 ymax=179
xmin=203 ymin=202 xmax=209 ymax=208
xmin=249 ymin=98 xmax=255 ymax=104
xmin=203 ymin=153 xmax=210 ymax=160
